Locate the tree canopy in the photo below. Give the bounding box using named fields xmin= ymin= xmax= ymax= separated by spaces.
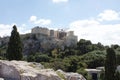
xmin=6 ymin=25 xmax=23 ymax=60
xmin=105 ymin=48 xmax=116 ymax=80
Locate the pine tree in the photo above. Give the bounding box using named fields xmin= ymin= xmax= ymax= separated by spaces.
xmin=6 ymin=25 xmax=23 ymax=60
xmin=105 ymin=48 xmax=116 ymax=80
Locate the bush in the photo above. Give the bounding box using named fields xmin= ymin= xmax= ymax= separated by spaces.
xmin=35 ymin=54 xmax=50 ymax=62
xmin=27 ymin=55 xmax=35 ymax=62
xmin=0 ymin=56 xmax=6 ymax=60
xmin=80 ymin=50 xmax=106 ymax=68
xmin=77 ymin=68 xmax=92 ymax=80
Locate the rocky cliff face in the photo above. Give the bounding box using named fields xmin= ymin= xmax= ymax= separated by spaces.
xmin=0 ymin=60 xmax=86 ymax=80
xmin=22 ymin=33 xmax=66 ymax=55
xmin=0 ymin=33 xmax=77 ymax=55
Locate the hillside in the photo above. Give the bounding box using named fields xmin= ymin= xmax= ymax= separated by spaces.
xmin=0 ymin=33 xmax=77 ymax=56
xmin=0 ymin=34 xmax=120 ymax=79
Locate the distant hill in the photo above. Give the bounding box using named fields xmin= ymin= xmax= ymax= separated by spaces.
xmin=0 ymin=33 xmax=77 ymax=55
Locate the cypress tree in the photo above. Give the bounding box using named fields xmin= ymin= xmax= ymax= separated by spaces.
xmin=6 ymin=25 xmax=23 ymax=60
xmin=105 ymin=48 xmax=116 ymax=80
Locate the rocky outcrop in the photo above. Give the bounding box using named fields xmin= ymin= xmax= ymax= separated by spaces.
xmin=0 ymin=60 xmax=86 ymax=80
xmin=0 ymin=33 xmax=77 ymax=55
xmin=22 ymin=33 xmax=66 ymax=55
xmin=0 ymin=60 xmax=60 ymax=80
xmin=0 ymin=78 xmax=4 ymax=80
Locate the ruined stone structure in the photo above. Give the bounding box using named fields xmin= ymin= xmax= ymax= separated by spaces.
xmin=31 ymin=26 xmax=78 ymax=47
xmin=32 ymin=27 xmax=50 ymax=36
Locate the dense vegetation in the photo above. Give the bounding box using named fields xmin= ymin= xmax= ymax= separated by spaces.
xmin=0 ymin=27 xmax=120 ymax=79
xmin=24 ymin=38 xmax=120 ymax=79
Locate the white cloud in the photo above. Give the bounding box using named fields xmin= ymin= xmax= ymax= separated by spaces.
xmin=0 ymin=23 xmax=31 ymax=37
xmin=29 ymin=16 xmax=51 ymax=25
xmin=1 ymin=9 xmax=120 ymax=45
xmin=30 ymin=16 xmax=37 ymax=22
xmin=70 ymin=19 xmax=99 ymax=28
xmin=69 ymin=19 xmax=120 ymax=45
xmin=34 ymin=19 xmax=51 ymax=25
xmin=17 ymin=24 xmax=31 ymax=34
xmin=98 ymin=9 xmax=120 ymax=21
xmin=68 ymin=9 xmax=120 ymax=45
xmin=0 ymin=24 xmax=14 ymax=37
xmin=52 ymin=0 xmax=68 ymax=3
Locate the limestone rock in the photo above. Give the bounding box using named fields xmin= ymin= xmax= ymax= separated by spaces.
xmin=0 ymin=60 xmax=61 ymax=80
xmin=0 ymin=78 xmax=4 ymax=80
xmin=0 ymin=60 xmax=86 ymax=80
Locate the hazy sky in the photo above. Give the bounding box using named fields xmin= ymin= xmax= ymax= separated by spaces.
xmin=0 ymin=0 xmax=120 ymax=45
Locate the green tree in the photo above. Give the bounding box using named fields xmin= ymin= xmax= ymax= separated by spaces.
xmin=99 ymin=69 xmax=105 ymax=80
xmin=80 ymin=50 xmax=105 ymax=68
xmin=51 ymin=48 xmax=58 ymax=58
xmin=77 ymin=39 xmax=93 ymax=54
xmin=35 ymin=54 xmax=50 ymax=62
xmin=27 ymin=55 xmax=35 ymax=62
xmin=6 ymin=25 xmax=23 ymax=60
xmin=105 ymin=48 xmax=116 ymax=80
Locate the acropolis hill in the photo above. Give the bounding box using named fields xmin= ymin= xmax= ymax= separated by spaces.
xmin=0 ymin=26 xmax=78 ymax=55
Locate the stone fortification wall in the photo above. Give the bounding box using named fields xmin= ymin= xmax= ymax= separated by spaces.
xmin=32 ymin=27 xmax=50 ymax=36
xmin=31 ymin=27 xmax=68 ymax=39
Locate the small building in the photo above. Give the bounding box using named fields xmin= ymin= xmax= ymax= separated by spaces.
xmin=85 ymin=69 xmax=101 ymax=80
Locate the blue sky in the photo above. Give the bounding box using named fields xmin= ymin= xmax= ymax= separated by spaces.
xmin=0 ymin=0 xmax=120 ymax=45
